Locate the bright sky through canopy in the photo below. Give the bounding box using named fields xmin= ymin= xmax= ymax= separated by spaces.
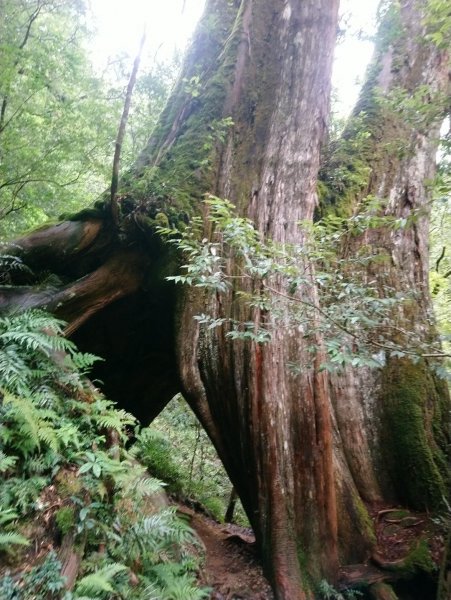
xmin=88 ymin=0 xmax=380 ymax=115
xmin=88 ymin=0 xmax=205 ymax=68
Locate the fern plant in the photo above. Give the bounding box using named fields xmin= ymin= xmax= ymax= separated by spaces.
xmin=0 ymin=551 xmax=68 ymax=599
xmin=0 ymin=508 xmax=28 ymax=551
xmin=0 ymin=309 xmax=208 ymax=600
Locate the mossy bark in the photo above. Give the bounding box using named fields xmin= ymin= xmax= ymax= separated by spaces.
xmin=380 ymin=358 xmax=448 ymax=510
xmin=437 ymin=530 xmax=451 ymax=600
xmin=319 ymin=0 xmax=451 ymax=514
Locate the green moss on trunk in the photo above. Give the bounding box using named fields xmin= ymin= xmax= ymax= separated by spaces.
xmin=380 ymin=358 xmax=447 ymax=511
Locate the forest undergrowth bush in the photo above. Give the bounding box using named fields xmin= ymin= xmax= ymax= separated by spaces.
xmin=138 ymin=397 xmax=249 ymax=526
xmin=0 ymin=309 xmax=209 ymax=600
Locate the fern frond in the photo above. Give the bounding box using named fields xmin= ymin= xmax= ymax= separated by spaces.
xmin=0 ymin=310 xmax=67 ymax=338
xmin=0 ymin=452 xmax=18 ymax=473
xmin=0 ymin=476 xmax=47 ymax=513
xmin=0 ymin=531 xmax=29 ymax=547
xmin=71 ymin=351 xmax=103 ymax=370
xmin=3 ymin=392 xmax=60 ymax=453
xmin=0 ymin=508 xmax=20 ymax=526
xmin=25 ymin=453 xmax=55 ymax=475
xmin=128 ymin=475 xmax=163 ymax=499
xmin=150 ymin=566 xmax=210 ymax=600
xmin=36 ymin=424 xmax=59 ymax=453
xmin=0 ymin=254 xmax=32 ymax=275
xmin=90 ymin=409 xmax=136 ymax=432
xmin=125 ymin=508 xmax=197 ymax=561
xmin=75 ymin=563 xmax=128 ymax=595
xmin=0 ymin=350 xmax=27 ymax=392
xmin=1 ymin=330 xmax=47 ymax=352
xmin=4 ymin=393 xmax=41 ymax=450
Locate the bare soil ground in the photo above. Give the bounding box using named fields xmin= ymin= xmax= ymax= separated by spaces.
xmin=178 ymin=506 xmax=274 ymax=600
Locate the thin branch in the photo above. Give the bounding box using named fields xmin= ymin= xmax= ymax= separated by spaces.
xmin=0 ymin=173 xmax=82 ymax=192
xmin=262 ymin=283 xmax=451 ymax=359
xmin=435 ymin=246 xmax=446 ymax=272
xmin=0 ymin=91 xmax=39 ymax=135
xmin=0 ymin=200 xmax=26 ymax=220
xmin=110 ymin=29 xmax=147 ymax=224
xmin=19 ymin=4 xmax=43 ymax=50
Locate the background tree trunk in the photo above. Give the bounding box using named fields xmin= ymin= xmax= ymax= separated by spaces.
xmin=320 ymin=0 xmax=451 ymax=514
xmin=0 ymin=1 xmax=449 ymax=598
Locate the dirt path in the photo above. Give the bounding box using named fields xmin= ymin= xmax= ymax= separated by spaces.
xmin=179 ymin=506 xmax=274 ymax=600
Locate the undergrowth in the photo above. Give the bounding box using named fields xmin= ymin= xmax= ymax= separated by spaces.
xmin=0 ymin=309 xmax=209 ymax=599
xmin=138 ymin=396 xmax=249 ymax=526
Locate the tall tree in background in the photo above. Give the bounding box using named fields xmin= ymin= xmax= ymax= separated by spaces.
xmin=1 ymin=1 xmax=450 ymax=598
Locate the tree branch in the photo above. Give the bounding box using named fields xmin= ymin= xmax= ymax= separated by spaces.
xmin=435 ymin=246 xmax=446 ymax=272
xmin=110 ymin=29 xmax=146 ymax=225
xmin=0 ymin=251 xmax=148 ymax=335
xmin=262 ymin=283 xmax=451 ymax=359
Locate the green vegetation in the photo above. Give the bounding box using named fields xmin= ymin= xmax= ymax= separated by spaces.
xmin=0 ymin=0 xmax=176 ymax=238
xmin=430 ymin=158 xmax=451 ymax=370
xmin=0 ymin=309 xmax=208 ymax=599
xmin=138 ymin=396 xmax=248 ymax=525
xmin=0 ymin=0 xmax=113 ymax=235
xmin=160 ymin=195 xmax=449 ymax=371
xmin=317 ymin=579 xmax=362 ymax=600
xmin=402 ymin=539 xmax=436 ymax=576
xmin=0 ymin=1 xmax=450 ymax=597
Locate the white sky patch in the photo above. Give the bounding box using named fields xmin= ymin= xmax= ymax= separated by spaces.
xmin=88 ymin=0 xmax=380 ymax=114
xmin=87 ymin=0 xmax=205 ymax=70
xmin=333 ymin=0 xmax=380 ymax=115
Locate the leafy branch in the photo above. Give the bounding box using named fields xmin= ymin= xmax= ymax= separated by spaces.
xmin=161 ymin=195 xmax=451 ymax=372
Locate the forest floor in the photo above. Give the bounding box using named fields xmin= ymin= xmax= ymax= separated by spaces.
xmin=178 ymin=505 xmax=274 ymax=600
xmin=179 ymin=502 xmax=448 ymax=600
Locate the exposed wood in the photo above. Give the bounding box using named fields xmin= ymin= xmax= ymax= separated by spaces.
xmin=371 ymin=552 xmax=409 ymax=571
xmin=54 ymin=251 xmax=148 ymax=335
xmin=58 ymin=532 xmax=85 ymax=591
xmin=339 ymin=564 xmax=400 ymax=587
xmin=0 ymin=250 xmax=148 ymax=336
xmin=3 ymin=219 xmax=105 ymax=272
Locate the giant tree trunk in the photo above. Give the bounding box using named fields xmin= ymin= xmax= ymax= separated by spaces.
xmin=1 ymin=1 xmax=450 ymax=598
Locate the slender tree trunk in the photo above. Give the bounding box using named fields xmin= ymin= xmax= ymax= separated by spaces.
xmin=0 ymin=1 xmax=449 ymax=598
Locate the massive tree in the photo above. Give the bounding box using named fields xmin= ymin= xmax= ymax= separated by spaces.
xmin=1 ymin=1 xmax=450 ymax=598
